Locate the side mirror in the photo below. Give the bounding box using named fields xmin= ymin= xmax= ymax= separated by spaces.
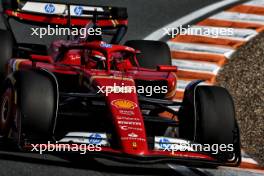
xmin=157 ymin=65 xmax=177 ymax=72
xmin=30 ymin=54 xmax=53 ymax=63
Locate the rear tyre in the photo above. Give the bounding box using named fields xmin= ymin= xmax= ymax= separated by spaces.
xmin=0 ymin=29 xmax=13 ymax=82
xmin=0 ymin=70 xmax=57 ymax=146
xmin=125 ymin=40 xmax=171 ymax=68
xmin=179 ymin=85 xmax=240 ymax=161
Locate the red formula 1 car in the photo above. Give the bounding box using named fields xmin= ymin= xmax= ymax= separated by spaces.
xmin=0 ymin=1 xmax=241 ymax=167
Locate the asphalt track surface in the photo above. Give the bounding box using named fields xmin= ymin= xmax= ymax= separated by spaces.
xmin=1 ymin=0 xmax=259 ymax=176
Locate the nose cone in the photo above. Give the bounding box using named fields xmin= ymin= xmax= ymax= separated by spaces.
xmin=92 ymin=76 xmax=149 ymax=155
xmin=108 ymin=94 xmax=149 ymax=155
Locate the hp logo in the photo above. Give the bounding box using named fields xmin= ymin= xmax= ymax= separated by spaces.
xmin=159 ymin=138 xmax=171 ymax=149
xmin=88 ymin=133 xmax=102 ymax=144
xmin=74 ymin=6 xmax=83 ymax=16
xmin=44 ymin=4 xmax=55 ymax=14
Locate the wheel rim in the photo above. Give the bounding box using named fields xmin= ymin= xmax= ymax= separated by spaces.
xmin=1 ymin=96 xmax=10 ymax=121
xmin=0 ymin=88 xmax=13 ymax=135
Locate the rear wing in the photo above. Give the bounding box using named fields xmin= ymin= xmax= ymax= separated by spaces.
xmin=2 ymin=0 xmax=128 ymax=28
xmin=1 ymin=1 xmax=128 ymax=57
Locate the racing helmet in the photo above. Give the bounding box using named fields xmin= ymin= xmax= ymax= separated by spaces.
xmin=86 ymin=50 xmax=106 ymax=69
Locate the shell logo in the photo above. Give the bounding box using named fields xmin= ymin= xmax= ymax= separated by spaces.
xmin=111 ymin=99 xmax=137 ymax=109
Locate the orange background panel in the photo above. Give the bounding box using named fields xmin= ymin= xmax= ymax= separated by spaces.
xmin=197 ymin=18 xmax=264 ymax=31
xmin=170 ymin=35 xmax=244 ymax=49
xmin=228 ymin=5 xmax=264 ymax=16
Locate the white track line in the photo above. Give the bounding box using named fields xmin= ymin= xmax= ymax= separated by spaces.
xmin=241 ymin=150 xmax=260 ymax=165
xmin=144 ymin=0 xmax=239 ymax=40
xmin=172 ymin=59 xmax=221 ymax=75
xmin=177 ymin=79 xmax=193 ymax=91
xmin=167 ymin=41 xmax=235 ymax=58
xmin=242 ymin=158 xmax=259 ymax=165
xmin=189 ymin=25 xmax=258 ymax=41
xmin=210 ymin=11 xmax=264 ymax=25
xmin=176 ymin=79 xmax=209 ymax=92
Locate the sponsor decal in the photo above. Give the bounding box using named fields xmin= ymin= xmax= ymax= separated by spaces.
xmin=117 ymin=116 xmax=139 ymax=121
xmin=118 ymin=121 xmax=141 ymax=126
xmin=44 ymin=4 xmax=55 ymax=14
xmin=112 ymin=99 xmax=137 ymax=110
xmin=100 ymin=43 xmax=112 ymax=48
xmin=120 ymin=126 xmax=143 ymax=131
xmin=74 ymin=6 xmax=83 ymax=16
xmin=119 ymin=110 xmax=135 ymax=116
xmin=159 ymin=138 xmax=171 ymax=149
xmin=128 ymin=132 xmax=138 ymax=138
xmin=132 ymin=142 xmax=137 ymax=148
xmin=121 ymin=137 xmax=146 ymax=141
xmin=88 ymin=133 xmax=103 ymax=144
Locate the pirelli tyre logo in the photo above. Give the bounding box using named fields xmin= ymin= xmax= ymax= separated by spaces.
xmin=111 ymin=99 xmax=137 ymax=110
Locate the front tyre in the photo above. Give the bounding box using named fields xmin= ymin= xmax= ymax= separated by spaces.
xmin=0 ymin=70 xmax=57 ymax=146
xmin=178 ymin=85 xmax=241 ymax=163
